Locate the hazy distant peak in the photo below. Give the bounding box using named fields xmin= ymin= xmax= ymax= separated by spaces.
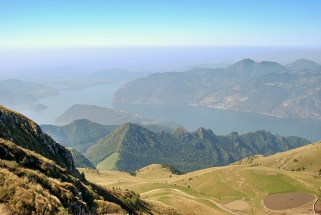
xmin=227 ymin=58 xmax=255 ymax=69
xmin=225 ymin=58 xmax=284 ymax=80
xmin=171 ymin=126 xmax=188 ymax=135
xmin=286 ymin=59 xmax=319 ymax=69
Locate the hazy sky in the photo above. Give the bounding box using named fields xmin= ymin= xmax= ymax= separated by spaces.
xmin=1 ymin=0 xmax=321 ymax=70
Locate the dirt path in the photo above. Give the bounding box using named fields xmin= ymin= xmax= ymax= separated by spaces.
xmin=140 ymin=188 xmax=240 ymax=215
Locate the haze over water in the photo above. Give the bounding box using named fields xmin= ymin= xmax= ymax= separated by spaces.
xmin=19 ymin=84 xmax=321 ymax=143
xmin=2 ymin=1 xmax=321 ymax=142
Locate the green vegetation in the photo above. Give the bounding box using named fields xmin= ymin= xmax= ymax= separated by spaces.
xmin=85 ymin=123 xmax=310 ymax=173
xmin=0 ymin=105 xmax=144 ymax=214
xmin=42 ymin=118 xmax=175 ymax=153
xmin=83 ymin=149 xmax=321 ymax=215
xmin=68 ymin=147 xmax=96 ymax=169
xmin=161 ymin=164 xmax=185 ymax=175
xmin=41 ymin=119 xmax=119 ymax=153
xmin=96 ymin=152 xmax=119 ymax=171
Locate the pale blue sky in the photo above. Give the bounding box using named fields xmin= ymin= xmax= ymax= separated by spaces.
xmin=1 ymin=0 xmax=321 ymax=48
xmin=1 ymin=1 xmax=321 ymax=70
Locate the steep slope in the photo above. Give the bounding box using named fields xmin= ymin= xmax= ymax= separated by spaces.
xmin=0 ymin=105 xmax=76 ymax=172
xmin=85 ymin=123 xmax=310 ymax=173
xmin=41 ymin=118 xmax=175 ymax=153
xmin=68 ymin=147 xmax=96 ymax=169
xmin=0 ymin=105 xmax=139 ymax=214
xmin=54 ymin=104 xmax=180 ymax=128
xmin=41 ymin=119 xmax=119 ymax=153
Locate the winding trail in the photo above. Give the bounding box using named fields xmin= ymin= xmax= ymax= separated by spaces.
xmin=313 ymin=198 xmax=319 ymax=214
xmin=140 ymin=188 xmax=240 ymax=215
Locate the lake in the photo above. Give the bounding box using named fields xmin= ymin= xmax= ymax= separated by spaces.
xmin=20 ymin=84 xmax=121 ymax=125
xmin=21 ymin=84 xmax=321 ymax=142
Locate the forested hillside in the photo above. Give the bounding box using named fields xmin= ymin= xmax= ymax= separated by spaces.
xmin=85 ymin=123 xmax=310 ymax=172
xmin=42 ymin=119 xmax=174 ymax=153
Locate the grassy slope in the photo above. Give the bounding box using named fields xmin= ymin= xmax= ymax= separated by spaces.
xmin=81 ymin=142 xmax=321 ymax=214
xmin=96 ymin=152 xmax=119 ymax=171
xmin=233 ymin=140 xmax=321 ymax=173
xmin=0 ymin=139 xmax=132 ymax=215
xmin=0 ymin=105 xmax=147 ymax=214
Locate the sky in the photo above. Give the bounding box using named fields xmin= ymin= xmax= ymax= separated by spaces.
xmin=0 ymin=0 xmax=321 ymax=70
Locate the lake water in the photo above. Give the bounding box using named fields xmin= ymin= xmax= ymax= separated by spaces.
xmin=114 ymin=103 xmax=321 ymax=142
xmin=20 ymin=84 xmax=121 ymax=125
xmin=20 ymin=84 xmax=321 ymax=142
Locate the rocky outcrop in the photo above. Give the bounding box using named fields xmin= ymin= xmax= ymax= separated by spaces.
xmin=0 ymin=105 xmax=76 ymax=172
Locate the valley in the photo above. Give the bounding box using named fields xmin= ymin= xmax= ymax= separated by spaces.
xmin=80 ymin=140 xmax=321 ymax=214
xmin=1 ymin=101 xmax=320 ymax=214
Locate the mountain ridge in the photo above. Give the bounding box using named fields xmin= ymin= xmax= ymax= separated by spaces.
xmin=41 ymin=118 xmax=175 ymax=153
xmin=0 ymin=105 xmax=143 ymax=214
xmin=85 ymin=123 xmax=310 ymax=173
xmin=112 ymin=58 xmax=321 ymax=119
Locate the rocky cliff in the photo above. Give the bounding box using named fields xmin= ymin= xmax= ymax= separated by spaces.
xmin=0 ymin=105 xmax=76 ymax=173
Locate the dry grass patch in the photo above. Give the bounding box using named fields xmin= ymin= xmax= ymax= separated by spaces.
xmin=95 ymin=200 xmax=127 ymax=214
xmin=83 ymin=156 xmax=321 ymax=214
xmin=0 ymin=168 xmax=64 ymax=215
xmin=157 ymin=195 xmax=227 ymax=215
xmin=234 ymin=141 xmax=321 ymax=174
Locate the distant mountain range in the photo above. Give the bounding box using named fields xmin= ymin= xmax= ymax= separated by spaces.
xmin=85 ymin=123 xmax=310 ymax=173
xmin=0 ymin=79 xmax=57 ymax=111
xmin=54 ymin=104 xmax=180 ymax=128
xmin=112 ymin=58 xmax=321 ymax=119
